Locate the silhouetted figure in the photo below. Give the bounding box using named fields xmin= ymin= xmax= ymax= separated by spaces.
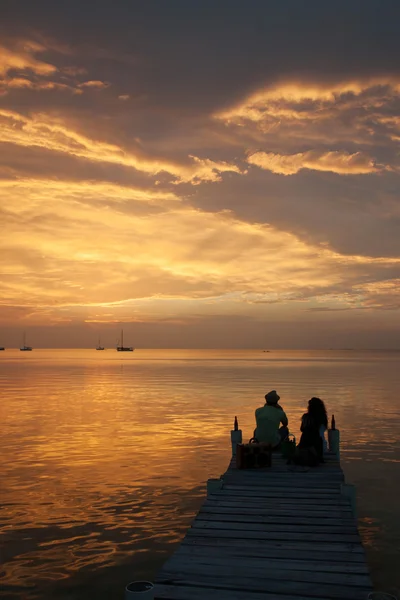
xmin=254 ymin=390 xmax=289 ymax=448
xmin=295 ymin=397 xmax=328 ymax=465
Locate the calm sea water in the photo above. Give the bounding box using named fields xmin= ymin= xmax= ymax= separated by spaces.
xmin=1 ymin=349 xmax=399 ymax=599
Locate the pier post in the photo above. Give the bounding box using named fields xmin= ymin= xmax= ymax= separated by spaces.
xmin=231 ymin=416 xmax=242 ymax=456
xmin=328 ymin=414 xmax=340 ymax=461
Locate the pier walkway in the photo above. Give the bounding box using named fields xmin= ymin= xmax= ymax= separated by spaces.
xmin=153 ymin=450 xmax=372 ymax=600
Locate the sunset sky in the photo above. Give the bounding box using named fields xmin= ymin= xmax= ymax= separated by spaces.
xmin=0 ymin=1 xmax=399 ymax=348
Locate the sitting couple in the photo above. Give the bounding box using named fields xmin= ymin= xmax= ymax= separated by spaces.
xmin=254 ymin=390 xmax=328 ymax=463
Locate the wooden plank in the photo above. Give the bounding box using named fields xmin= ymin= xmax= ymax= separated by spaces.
xmin=154 ymin=583 xmax=331 ymax=600
xmin=224 ymin=471 xmax=343 ymax=478
xmin=195 ymin=514 xmax=358 ymax=532
xmin=172 ymin=546 xmax=370 ymax=574
xmin=208 ymin=493 xmax=351 ymax=506
xmin=202 ymin=496 xmax=353 ymax=518
xmin=221 ymin=485 xmax=341 ymax=497
xmin=222 ymin=479 xmax=342 ymax=489
xmin=186 ymin=528 xmax=363 ymax=547
xmin=227 ymin=452 xmax=339 ymax=462
xmin=200 ymin=504 xmax=354 ymax=520
xmin=199 ymin=509 xmax=355 ymax=524
xmin=228 ymin=466 xmax=342 ymax=474
xmin=227 ymin=460 xmax=341 ymax=469
xmin=222 ymin=476 xmax=343 ymax=486
xmin=161 ymin=557 xmax=372 ymax=587
xmin=224 ymin=468 xmax=341 ymax=476
xmin=226 ymin=465 xmax=341 ymax=473
xmin=190 ymin=521 xmax=360 ymax=542
xmin=156 ymin=570 xmax=370 ymax=600
xmin=182 ymin=536 xmax=366 ymax=562
xmin=222 ymin=484 xmax=342 ymax=494
xmin=207 ymin=496 xmax=350 ymax=509
xmin=226 ymin=463 xmax=341 ymax=472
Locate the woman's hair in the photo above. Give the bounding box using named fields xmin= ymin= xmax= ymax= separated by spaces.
xmin=307 ymin=397 xmax=328 ymax=428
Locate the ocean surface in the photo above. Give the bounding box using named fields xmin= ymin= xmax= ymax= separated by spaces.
xmin=1 ymin=349 xmax=399 ymax=599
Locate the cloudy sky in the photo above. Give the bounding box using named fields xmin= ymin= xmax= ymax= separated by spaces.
xmin=0 ymin=0 xmax=399 ymax=348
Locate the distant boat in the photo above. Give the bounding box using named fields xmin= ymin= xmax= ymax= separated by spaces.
xmin=20 ymin=332 xmax=32 ymax=351
xmin=0 ymin=346 xmax=4 ymax=351
xmin=116 ymin=329 xmax=134 ymax=352
xmin=96 ymin=337 xmax=105 ymax=350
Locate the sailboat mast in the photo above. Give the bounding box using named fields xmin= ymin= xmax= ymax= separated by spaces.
xmin=121 ymin=329 xmax=123 ymax=347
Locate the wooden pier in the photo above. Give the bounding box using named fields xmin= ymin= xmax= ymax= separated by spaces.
xmin=153 ymin=433 xmax=372 ymax=600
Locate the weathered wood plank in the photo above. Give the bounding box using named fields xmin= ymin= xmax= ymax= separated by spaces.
xmin=228 ymin=466 xmax=342 ymax=474
xmin=181 ymin=536 xmax=366 ymax=562
xmin=225 ymin=470 xmax=343 ymax=477
xmin=156 ymin=570 xmax=370 ymax=600
xmin=160 ymin=557 xmax=371 ymax=587
xmin=226 ymin=464 xmax=340 ymax=472
xmin=227 ymin=452 xmax=339 ymax=462
xmin=224 ymin=469 xmax=341 ymax=476
xmin=200 ymin=504 xmax=354 ymax=520
xmin=222 ymin=479 xmax=343 ymax=489
xmin=208 ymin=492 xmax=351 ymax=505
xmin=154 ymin=584 xmax=331 ymax=600
xmin=221 ymin=485 xmax=341 ymax=497
xmin=222 ymin=475 xmax=343 ymax=485
xmin=222 ymin=485 xmax=342 ymax=494
xmin=186 ymin=529 xmax=363 ymax=549
xmin=190 ymin=521 xmax=360 ymax=542
xmin=226 ymin=463 xmax=341 ymax=472
xmin=203 ymin=496 xmax=353 ymax=517
xmin=195 ymin=514 xmax=358 ymax=532
xmin=172 ymin=546 xmax=370 ymax=574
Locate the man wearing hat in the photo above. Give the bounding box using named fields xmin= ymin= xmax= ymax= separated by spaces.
xmin=254 ymin=390 xmax=289 ymax=448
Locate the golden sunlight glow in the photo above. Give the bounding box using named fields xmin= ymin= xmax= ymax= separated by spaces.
xmin=0 ymin=175 xmax=398 ymax=325
xmin=0 ymin=109 xmax=242 ymax=183
xmin=248 ymin=150 xmax=378 ymax=175
xmin=216 ymin=78 xmax=400 ymax=123
xmin=0 ymin=38 xmax=399 ymax=332
xmin=215 ymin=79 xmax=400 ymax=151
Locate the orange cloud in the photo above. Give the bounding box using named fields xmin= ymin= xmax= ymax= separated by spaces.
xmin=78 ymin=80 xmax=110 ymax=89
xmin=0 ymin=109 xmax=242 ymax=183
xmin=217 ymin=78 xmax=400 ymax=124
xmin=0 ymin=175 xmax=398 ymax=326
xmin=2 ymin=77 xmax=81 ymax=94
xmin=0 ymin=41 xmax=56 ymax=76
xmin=0 ymin=40 xmax=89 ymax=96
xmin=214 ymin=78 xmax=400 ymax=153
xmin=247 ymin=150 xmax=378 ymax=175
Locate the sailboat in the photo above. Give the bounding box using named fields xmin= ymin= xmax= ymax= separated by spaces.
xmin=96 ymin=337 xmax=105 ymax=350
xmin=116 ymin=329 xmax=134 ymax=352
xmin=0 ymin=346 xmax=4 ymax=351
xmin=20 ymin=332 xmax=33 ymax=351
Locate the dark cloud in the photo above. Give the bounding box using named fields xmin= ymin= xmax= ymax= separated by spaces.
xmin=2 ymin=1 xmax=400 ymax=114
xmin=189 ymin=168 xmax=400 ymax=258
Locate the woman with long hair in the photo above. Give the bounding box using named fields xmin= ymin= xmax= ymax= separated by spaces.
xmin=296 ymin=397 xmax=328 ymax=465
